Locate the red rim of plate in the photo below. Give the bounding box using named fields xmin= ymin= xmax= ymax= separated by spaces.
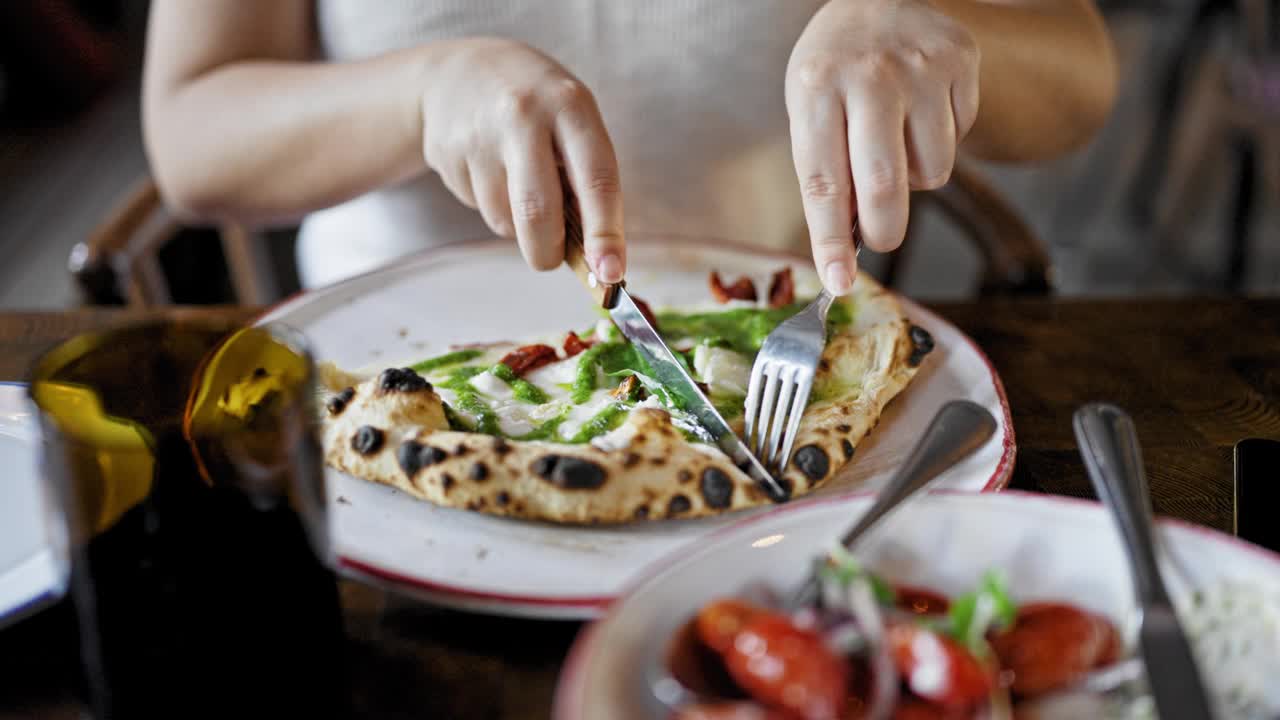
xmin=253 ymin=236 xmax=1016 ymax=613
xmin=551 ymin=488 xmax=1280 ymax=720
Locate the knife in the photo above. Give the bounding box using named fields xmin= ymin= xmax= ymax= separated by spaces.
xmin=1073 ymin=404 xmax=1216 ymax=720
xmin=559 ymin=174 xmax=790 ymax=503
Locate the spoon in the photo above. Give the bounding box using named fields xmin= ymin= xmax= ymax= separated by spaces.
xmin=650 ymin=400 xmax=997 ymax=711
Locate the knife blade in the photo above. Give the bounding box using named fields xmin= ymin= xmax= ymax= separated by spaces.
xmin=1138 ymin=604 xmax=1217 ymax=720
xmin=559 ymin=173 xmax=790 ymax=503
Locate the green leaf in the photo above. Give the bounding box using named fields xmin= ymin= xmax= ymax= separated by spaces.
xmin=821 ymin=546 xmax=896 ymax=605
xmin=947 ymin=570 xmax=1017 ymax=654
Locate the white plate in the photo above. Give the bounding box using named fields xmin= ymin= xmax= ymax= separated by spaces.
xmin=0 ymin=382 xmax=68 ymax=629
xmin=553 ymin=491 xmax=1280 ymax=719
xmin=258 ymin=238 xmax=1014 ymax=618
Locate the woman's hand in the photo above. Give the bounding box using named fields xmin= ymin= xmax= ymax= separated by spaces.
xmin=420 ymin=38 xmax=625 ymax=283
xmin=786 ymin=0 xmax=980 ymax=295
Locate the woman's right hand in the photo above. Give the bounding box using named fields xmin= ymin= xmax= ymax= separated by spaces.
xmin=419 ymin=38 xmax=626 ymax=283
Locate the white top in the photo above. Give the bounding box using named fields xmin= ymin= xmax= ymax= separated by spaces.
xmin=299 ymin=0 xmax=822 ymax=288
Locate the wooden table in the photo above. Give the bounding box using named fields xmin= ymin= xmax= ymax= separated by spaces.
xmin=2 ymin=298 xmax=1278 ymax=719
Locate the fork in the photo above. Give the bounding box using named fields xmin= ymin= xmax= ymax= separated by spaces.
xmin=744 ymin=227 xmax=862 ymax=473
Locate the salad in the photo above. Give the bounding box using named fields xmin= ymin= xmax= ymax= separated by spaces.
xmin=667 ymin=550 xmax=1122 ymax=720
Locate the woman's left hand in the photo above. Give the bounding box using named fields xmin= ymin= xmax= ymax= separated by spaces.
xmin=786 ymin=0 xmax=980 ymax=295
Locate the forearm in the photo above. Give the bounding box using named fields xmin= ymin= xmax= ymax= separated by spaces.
xmin=143 ymin=49 xmax=429 ymax=225
xmin=932 ymin=0 xmax=1117 ymax=162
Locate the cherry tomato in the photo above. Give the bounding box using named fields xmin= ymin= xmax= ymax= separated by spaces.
xmin=672 ymin=701 xmax=798 ymax=720
xmin=989 ymin=602 xmax=1115 ymax=696
xmin=722 ymin=613 xmax=849 ymax=720
xmin=887 ymin=622 xmax=993 ymax=709
xmin=894 ymin=586 xmax=950 ymax=616
xmin=1095 ymin=615 xmax=1123 ymax=667
xmin=695 ymin=599 xmax=764 ymax=655
xmin=890 ymin=699 xmax=975 ymax=719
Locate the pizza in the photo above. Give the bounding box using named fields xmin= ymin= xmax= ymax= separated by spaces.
xmin=317 ymin=266 xmax=934 ymax=524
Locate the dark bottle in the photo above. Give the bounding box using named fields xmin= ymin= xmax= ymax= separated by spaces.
xmin=31 ymin=322 xmax=349 ymax=719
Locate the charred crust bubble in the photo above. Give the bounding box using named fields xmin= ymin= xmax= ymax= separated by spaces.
xmin=676 ymin=469 xmax=692 ymax=483
xmin=441 ymin=474 xmax=456 ymax=493
xmin=252 ymin=367 xmax=268 ymax=378
xmin=667 ymin=495 xmax=692 ymax=517
xmin=378 ymin=367 xmax=433 ymax=393
xmin=469 ymin=462 xmax=489 ymax=481
xmin=633 ymin=505 xmax=650 ymax=520
xmin=699 ymin=468 xmax=733 ymax=509
xmin=532 ymin=455 xmax=606 ymax=490
xmin=836 ymin=424 xmax=851 ymax=434
xmin=397 ymin=441 xmax=447 ymax=477
xmin=326 ymin=387 xmax=356 ymax=416
xmin=397 ymin=441 xmax=424 ymax=476
xmin=841 ymin=439 xmax=855 ymax=459
xmin=352 ymin=426 xmax=385 ymax=455
xmin=454 ymin=444 xmax=469 ymax=457
xmin=908 ymin=325 xmax=935 ymax=367
xmin=794 ymin=445 xmax=830 ymax=481
xmin=495 ymin=491 xmax=510 ymax=507
xmin=622 ymin=452 xmax=641 ymax=468
xmin=492 ymin=437 xmax=512 ymax=456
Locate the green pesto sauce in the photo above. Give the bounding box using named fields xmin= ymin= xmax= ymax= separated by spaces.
xmin=565 ymin=402 xmax=628 ymax=443
xmin=711 ymin=392 xmax=746 ymax=420
xmin=513 ymin=415 xmax=566 ymax=441
xmin=655 ymin=298 xmax=853 ymax=356
xmin=438 ymin=366 xmax=500 ymax=435
xmin=490 ymin=363 xmax=549 ymax=404
xmin=409 ymin=348 xmax=484 ymax=373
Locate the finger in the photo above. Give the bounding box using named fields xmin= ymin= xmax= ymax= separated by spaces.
xmin=789 ymin=91 xmax=857 ymax=296
xmin=550 ymin=80 xmax=626 ymax=283
xmin=504 ymin=127 xmax=565 ymax=272
xmin=469 ymin=159 xmax=515 ymax=239
xmin=951 ymin=65 xmax=980 ymax=142
xmin=905 ymin=96 xmax=957 ymax=190
xmin=438 ymin=158 xmax=476 ymax=209
xmin=847 ymin=91 xmax=910 ymax=253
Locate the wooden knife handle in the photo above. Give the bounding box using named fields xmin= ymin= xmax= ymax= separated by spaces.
xmin=560 ymin=168 xmax=621 ymax=309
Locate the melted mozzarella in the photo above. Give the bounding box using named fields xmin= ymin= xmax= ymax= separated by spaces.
xmin=469 ymin=370 xmax=513 ymax=399
xmin=525 ymin=355 xmax=580 ymax=389
xmin=693 ymin=345 xmax=752 ymax=397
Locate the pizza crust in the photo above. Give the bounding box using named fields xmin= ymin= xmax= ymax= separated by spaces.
xmin=319 ymin=274 xmax=931 ymax=524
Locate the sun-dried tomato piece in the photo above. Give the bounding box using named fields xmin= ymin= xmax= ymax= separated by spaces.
xmin=630 ymin=294 xmax=660 ymax=330
xmin=498 ymin=344 xmax=558 ymax=376
xmin=767 ymin=267 xmax=795 ymax=308
xmin=563 ymin=330 xmax=594 ymax=358
xmin=709 ymin=271 xmax=758 ymax=304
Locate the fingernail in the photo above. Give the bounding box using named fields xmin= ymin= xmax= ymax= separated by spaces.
xmin=596 ymin=253 xmax=623 ymax=284
xmin=825 ymin=261 xmax=853 ymax=295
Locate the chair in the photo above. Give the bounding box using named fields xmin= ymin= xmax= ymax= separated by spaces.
xmin=1125 ymin=0 xmax=1279 ymax=289
xmin=69 ymin=178 xmax=281 ymax=307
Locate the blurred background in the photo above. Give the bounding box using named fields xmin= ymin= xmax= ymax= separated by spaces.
xmin=0 ymin=0 xmax=1276 ymax=309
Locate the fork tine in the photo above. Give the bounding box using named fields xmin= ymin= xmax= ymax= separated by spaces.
xmin=765 ymin=368 xmax=796 ymax=466
xmin=777 ymin=374 xmax=814 ymax=473
xmin=743 ymin=359 xmax=766 ymax=450
xmin=753 ymin=367 xmax=781 ymax=456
